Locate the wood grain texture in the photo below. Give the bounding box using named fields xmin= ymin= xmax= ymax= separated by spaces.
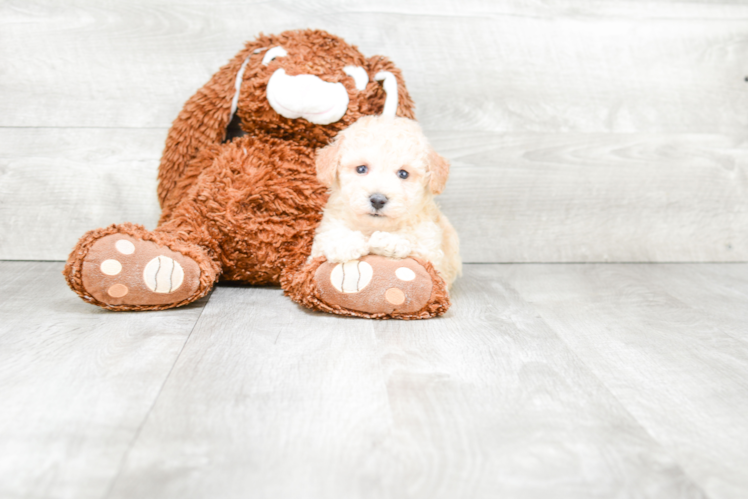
xmin=2 ymin=1 xmax=747 ymax=262
xmin=4 ymin=262 xmax=748 ymax=496
xmin=434 ymin=131 xmax=748 ymax=263
xmin=107 ymin=268 xmax=702 ymax=498
xmin=108 ymin=285 xmax=394 ymax=497
xmin=0 ymin=261 xmax=206 ymax=497
xmin=498 ymin=263 xmax=748 ymax=498
xmin=2 ymin=128 xmax=746 ymax=262
xmin=2 ymin=0 xmax=747 ymax=132
xmin=642 ymin=264 xmax=748 ymax=341
xmin=0 ymin=128 xmax=165 ymax=260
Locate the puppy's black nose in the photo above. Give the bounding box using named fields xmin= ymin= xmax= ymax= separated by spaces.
xmin=369 ymin=193 xmax=388 ymax=210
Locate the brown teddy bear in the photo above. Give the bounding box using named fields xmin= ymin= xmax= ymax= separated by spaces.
xmin=63 ymin=29 xmax=451 ymax=319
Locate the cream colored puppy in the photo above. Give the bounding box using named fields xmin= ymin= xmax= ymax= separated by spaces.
xmin=311 ymin=115 xmax=461 ymax=287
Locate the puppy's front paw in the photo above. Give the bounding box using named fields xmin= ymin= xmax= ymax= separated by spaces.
xmin=369 ymin=231 xmax=412 ymax=259
xmin=324 ymin=231 xmax=370 ymax=263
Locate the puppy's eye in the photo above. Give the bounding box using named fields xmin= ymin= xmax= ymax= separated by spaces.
xmin=397 ymin=169 xmax=409 ymax=179
xmin=356 ymin=165 xmax=368 ymax=175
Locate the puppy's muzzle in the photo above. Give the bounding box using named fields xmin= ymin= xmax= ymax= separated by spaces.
xmin=369 ymin=193 xmax=388 ymax=211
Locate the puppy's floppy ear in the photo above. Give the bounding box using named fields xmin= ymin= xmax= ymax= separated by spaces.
xmin=427 ymin=149 xmax=450 ymax=195
xmin=316 ymin=136 xmax=344 ymax=187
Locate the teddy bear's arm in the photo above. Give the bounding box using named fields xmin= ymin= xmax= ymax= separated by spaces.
xmin=157 ymin=41 xmax=266 ymax=213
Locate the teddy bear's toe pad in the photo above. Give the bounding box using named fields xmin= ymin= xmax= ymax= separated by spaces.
xmin=314 ymin=255 xmax=433 ymax=315
xmin=81 ymin=234 xmax=201 ymax=306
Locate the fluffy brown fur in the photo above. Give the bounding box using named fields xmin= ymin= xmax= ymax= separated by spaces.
xmin=281 ymin=257 xmax=451 ymax=320
xmin=64 ymin=222 xmax=219 ymax=311
xmin=63 ymin=29 xmax=451 ymax=319
xmin=158 ymin=30 xmax=414 ymax=221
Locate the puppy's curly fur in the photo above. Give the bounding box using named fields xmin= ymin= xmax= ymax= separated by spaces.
xmin=311 ymin=116 xmax=461 ymax=287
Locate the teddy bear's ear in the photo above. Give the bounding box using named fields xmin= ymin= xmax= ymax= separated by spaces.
xmin=158 ymin=36 xmax=272 ymax=216
xmin=427 ymin=148 xmax=450 ymax=195
xmin=316 ymin=136 xmax=344 ymax=187
xmin=366 ymin=56 xmax=416 ymax=120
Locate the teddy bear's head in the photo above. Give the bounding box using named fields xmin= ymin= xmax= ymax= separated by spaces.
xmin=227 ymin=29 xmax=416 ymax=147
xmin=157 ymin=29 xmax=416 ymax=212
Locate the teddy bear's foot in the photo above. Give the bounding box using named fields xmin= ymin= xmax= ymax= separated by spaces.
xmin=64 ymin=223 xmax=219 ymax=311
xmin=282 ymin=255 xmax=451 ymax=319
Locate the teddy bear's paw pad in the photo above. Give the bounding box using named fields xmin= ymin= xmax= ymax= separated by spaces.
xmin=315 ymin=255 xmax=432 ymax=315
xmin=80 ymin=234 xmax=201 ymax=306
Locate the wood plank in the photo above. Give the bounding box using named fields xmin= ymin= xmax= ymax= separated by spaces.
xmin=1 ymin=1 xmax=746 ymax=132
xmin=498 ymin=263 xmax=748 ymax=497
xmin=0 ymin=127 xmax=165 ymax=260
xmin=107 ymin=284 xmax=393 ymax=497
xmin=2 ymin=128 xmax=746 ymax=263
xmin=434 ymin=131 xmax=748 ymax=263
xmin=641 ymin=263 xmax=748 ymax=341
xmin=0 ymin=261 xmax=206 ymax=497
xmin=108 ymin=266 xmax=702 ymax=497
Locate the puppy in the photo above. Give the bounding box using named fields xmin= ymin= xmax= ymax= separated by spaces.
xmin=311 ymin=115 xmax=461 ymax=287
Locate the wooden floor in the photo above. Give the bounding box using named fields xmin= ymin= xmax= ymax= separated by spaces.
xmin=1 ymin=261 xmax=746 ymax=498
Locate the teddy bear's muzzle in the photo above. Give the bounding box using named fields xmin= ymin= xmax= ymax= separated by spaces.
xmin=266 ymin=69 xmax=350 ymax=125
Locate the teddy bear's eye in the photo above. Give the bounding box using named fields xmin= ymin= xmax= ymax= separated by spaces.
xmin=262 ymin=46 xmax=287 ymax=65
xmin=343 ymin=66 xmax=369 ymax=91
xmin=397 ymin=169 xmax=409 ymax=179
xmin=356 ymin=165 xmax=368 ymax=175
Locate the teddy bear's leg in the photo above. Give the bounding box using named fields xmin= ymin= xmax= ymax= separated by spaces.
xmin=282 ymin=255 xmax=451 ymax=320
xmin=64 ymin=222 xmax=220 ymax=311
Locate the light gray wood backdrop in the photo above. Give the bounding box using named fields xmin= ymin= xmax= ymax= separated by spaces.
xmin=1 ymin=0 xmax=747 ymax=262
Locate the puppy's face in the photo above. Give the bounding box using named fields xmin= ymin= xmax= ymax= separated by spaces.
xmin=337 ymin=144 xmax=427 ymax=222
xmin=317 ymin=116 xmax=449 ymax=227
